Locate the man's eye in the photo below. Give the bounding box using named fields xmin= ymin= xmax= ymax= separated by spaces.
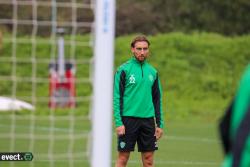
xmin=136 ymin=48 xmax=148 ymax=51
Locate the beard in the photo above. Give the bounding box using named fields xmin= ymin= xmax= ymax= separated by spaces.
xmin=135 ymin=55 xmax=146 ymax=62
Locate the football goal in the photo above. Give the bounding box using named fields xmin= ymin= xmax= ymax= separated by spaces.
xmin=0 ymin=0 xmax=115 ymax=167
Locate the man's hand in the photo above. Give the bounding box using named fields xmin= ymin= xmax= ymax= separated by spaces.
xmin=116 ymin=125 xmax=125 ymax=136
xmin=155 ymin=127 xmax=163 ymax=140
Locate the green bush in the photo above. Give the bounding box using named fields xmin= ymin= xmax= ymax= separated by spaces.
xmin=0 ymin=32 xmax=249 ymax=121
xmin=115 ymin=32 xmax=250 ymax=121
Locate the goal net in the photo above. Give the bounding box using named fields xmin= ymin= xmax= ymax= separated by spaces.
xmin=0 ymin=0 xmax=115 ymax=167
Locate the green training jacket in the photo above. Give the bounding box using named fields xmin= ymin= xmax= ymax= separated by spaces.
xmin=219 ymin=64 xmax=250 ymax=167
xmin=113 ymin=57 xmax=164 ymax=128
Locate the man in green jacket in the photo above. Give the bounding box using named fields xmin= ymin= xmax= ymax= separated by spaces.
xmin=113 ymin=35 xmax=164 ymax=167
xmin=219 ymin=64 xmax=250 ymax=167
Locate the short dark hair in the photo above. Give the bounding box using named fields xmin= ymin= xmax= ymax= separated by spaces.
xmin=130 ymin=35 xmax=150 ymax=48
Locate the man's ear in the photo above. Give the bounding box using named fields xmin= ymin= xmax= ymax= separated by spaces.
xmin=131 ymin=47 xmax=134 ymax=53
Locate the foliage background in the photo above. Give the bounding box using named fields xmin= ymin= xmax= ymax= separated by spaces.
xmin=115 ymin=33 xmax=250 ymax=121
xmin=1 ymin=0 xmax=250 ymax=36
xmin=0 ymin=1 xmax=249 ymax=166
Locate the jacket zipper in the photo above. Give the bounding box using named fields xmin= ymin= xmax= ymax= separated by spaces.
xmin=140 ymin=64 xmax=143 ymax=77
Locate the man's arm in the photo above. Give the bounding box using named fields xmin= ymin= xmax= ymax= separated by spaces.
xmin=152 ymin=73 xmax=164 ymax=140
xmin=152 ymin=73 xmax=164 ymax=128
xmin=113 ymin=69 xmax=126 ymax=128
xmin=219 ymin=100 xmax=234 ymax=153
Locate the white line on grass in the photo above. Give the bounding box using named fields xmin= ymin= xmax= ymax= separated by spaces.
xmin=0 ymin=124 xmax=220 ymax=143
xmin=0 ymin=124 xmax=87 ymax=133
xmin=127 ymin=159 xmax=220 ymax=166
xmin=164 ymin=135 xmax=220 ymax=143
xmin=29 ymin=159 xmax=220 ymax=166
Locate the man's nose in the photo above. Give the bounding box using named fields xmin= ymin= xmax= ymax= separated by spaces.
xmin=140 ymin=50 xmax=145 ymax=54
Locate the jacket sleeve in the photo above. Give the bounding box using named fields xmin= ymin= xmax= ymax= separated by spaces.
xmin=113 ymin=69 xmax=126 ymax=127
xmin=219 ymin=100 xmax=233 ymax=154
xmin=152 ymin=73 xmax=164 ymax=128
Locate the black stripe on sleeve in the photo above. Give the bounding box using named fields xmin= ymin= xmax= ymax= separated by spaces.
xmin=219 ymin=100 xmax=234 ymax=154
xmin=152 ymin=74 xmax=161 ymax=127
xmin=232 ymin=105 xmax=250 ymax=167
xmin=119 ymin=70 xmax=126 ymax=117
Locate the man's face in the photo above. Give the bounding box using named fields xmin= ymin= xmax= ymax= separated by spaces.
xmin=131 ymin=41 xmax=149 ymax=62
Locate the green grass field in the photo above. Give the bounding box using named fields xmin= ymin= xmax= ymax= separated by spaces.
xmin=0 ymin=113 xmax=223 ymax=167
xmin=1 ymin=32 xmax=244 ymax=167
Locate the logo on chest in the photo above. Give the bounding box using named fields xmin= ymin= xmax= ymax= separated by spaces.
xmin=148 ymin=74 xmax=154 ymax=82
xmin=129 ymin=74 xmax=136 ymax=84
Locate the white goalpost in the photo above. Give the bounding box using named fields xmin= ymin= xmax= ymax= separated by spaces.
xmin=92 ymin=0 xmax=115 ymax=166
xmin=0 ymin=0 xmax=115 ymax=167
